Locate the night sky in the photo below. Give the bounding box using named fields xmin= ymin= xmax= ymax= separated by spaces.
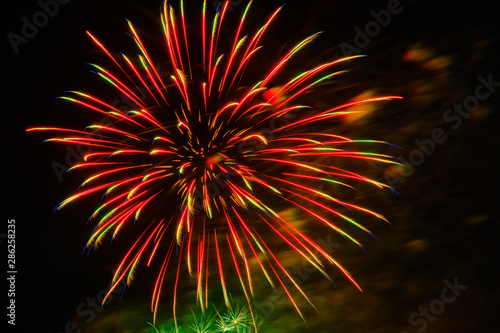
xmin=4 ymin=0 xmax=499 ymax=332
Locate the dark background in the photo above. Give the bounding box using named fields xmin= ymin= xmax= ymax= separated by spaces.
xmin=3 ymin=0 xmax=499 ymax=332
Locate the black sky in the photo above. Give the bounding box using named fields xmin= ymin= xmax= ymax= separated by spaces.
xmin=4 ymin=0 xmax=499 ymax=332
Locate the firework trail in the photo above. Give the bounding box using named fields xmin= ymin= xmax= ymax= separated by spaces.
xmin=28 ymin=0 xmax=401 ymax=329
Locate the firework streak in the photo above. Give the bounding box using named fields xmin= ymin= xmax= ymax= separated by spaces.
xmin=28 ymin=0 xmax=401 ymax=329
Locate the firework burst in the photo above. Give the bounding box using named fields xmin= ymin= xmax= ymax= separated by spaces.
xmin=29 ymin=0 xmax=401 ymax=329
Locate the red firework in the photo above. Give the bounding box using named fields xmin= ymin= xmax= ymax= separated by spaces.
xmin=28 ymin=0 xmax=401 ymax=329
